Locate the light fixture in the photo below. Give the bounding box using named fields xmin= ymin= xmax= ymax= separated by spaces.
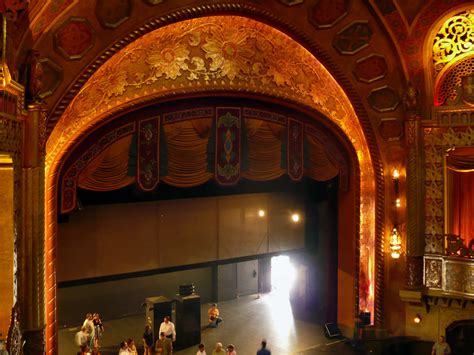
xmin=413 ymin=314 xmax=422 ymax=324
xmin=395 ymin=198 xmax=401 ymax=208
xmin=392 ymin=169 xmax=400 ymax=180
xmin=389 ymin=227 xmax=402 ymax=259
xmin=258 ymin=209 xmax=265 ymax=217
xmin=291 ymin=213 xmax=300 ymax=223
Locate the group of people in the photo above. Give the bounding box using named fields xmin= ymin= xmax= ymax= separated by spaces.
xmin=142 ymin=316 xmax=176 ymax=355
xmin=75 ymin=313 xmax=104 ymax=355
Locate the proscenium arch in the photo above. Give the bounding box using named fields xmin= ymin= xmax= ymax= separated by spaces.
xmin=45 ymin=16 xmax=377 ymax=354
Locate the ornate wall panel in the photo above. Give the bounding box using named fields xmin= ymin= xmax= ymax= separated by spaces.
xmin=423 ymin=127 xmax=474 ymax=254
xmin=425 ymin=255 xmax=474 ymax=296
xmin=378 ymin=117 xmax=403 ymax=141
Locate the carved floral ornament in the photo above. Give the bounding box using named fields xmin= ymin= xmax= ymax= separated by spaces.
xmin=46 ymin=16 xmax=370 ymax=168
xmin=433 ymin=10 xmax=474 ymax=74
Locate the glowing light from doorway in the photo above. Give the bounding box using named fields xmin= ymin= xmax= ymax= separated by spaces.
xmin=266 ymin=255 xmax=297 ymax=348
xmin=271 ymin=255 xmax=296 ymax=293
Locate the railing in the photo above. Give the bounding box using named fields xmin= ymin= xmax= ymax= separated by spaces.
xmin=424 ymin=254 xmax=474 ymax=297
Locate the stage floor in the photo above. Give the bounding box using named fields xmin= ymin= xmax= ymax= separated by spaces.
xmin=59 ymin=293 xmax=356 ymax=355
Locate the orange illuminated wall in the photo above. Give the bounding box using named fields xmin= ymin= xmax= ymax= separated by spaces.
xmin=0 ymin=155 xmax=14 ymax=339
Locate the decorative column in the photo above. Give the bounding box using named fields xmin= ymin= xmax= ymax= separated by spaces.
xmin=404 ymin=83 xmax=425 ymax=289
xmin=19 ymin=47 xmax=47 ymax=353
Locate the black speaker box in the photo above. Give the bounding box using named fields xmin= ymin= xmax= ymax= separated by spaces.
xmin=324 ymin=322 xmax=341 ymax=338
xmin=173 ymin=294 xmax=201 ymax=351
xmin=145 ymin=296 xmax=173 ymax=337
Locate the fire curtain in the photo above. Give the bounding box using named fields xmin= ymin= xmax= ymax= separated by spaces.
xmin=446 ymin=147 xmax=474 ymax=246
xmin=63 ymin=109 xmax=343 ymax=213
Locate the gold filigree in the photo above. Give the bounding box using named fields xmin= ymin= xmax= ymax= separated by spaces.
xmin=433 ymin=10 xmax=474 ymax=73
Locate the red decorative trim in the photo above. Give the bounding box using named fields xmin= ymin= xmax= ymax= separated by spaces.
xmin=137 ymin=117 xmax=160 ymax=192
xmin=287 ymin=118 xmax=304 ymax=181
xmin=215 ymin=107 xmax=241 ymax=186
xmin=60 ymin=123 xmax=135 ymax=214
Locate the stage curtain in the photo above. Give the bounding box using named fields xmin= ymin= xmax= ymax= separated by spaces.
xmin=304 ymin=134 xmax=339 ymax=181
xmin=446 ymin=147 xmax=474 ymax=172
xmin=162 ymin=118 xmax=213 ymax=187
xmin=78 ymin=135 xmax=134 ymax=191
xmin=242 ymin=118 xmax=285 ymax=181
xmin=447 ymin=147 xmax=474 ymax=245
xmin=450 ymin=170 xmax=474 ymax=245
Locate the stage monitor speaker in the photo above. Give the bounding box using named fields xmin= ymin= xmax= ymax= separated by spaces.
xmin=145 ymin=296 xmax=173 ymax=337
xmin=173 ymin=294 xmax=201 ymax=351
xmin=324 ymin=322 xmax=341 ymax=338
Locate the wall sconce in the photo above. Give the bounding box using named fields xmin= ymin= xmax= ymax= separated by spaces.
xmin=389 ymin=227 xmax=402 ymax=259
xmin=413 ymin=314 xmax=422 ymax=324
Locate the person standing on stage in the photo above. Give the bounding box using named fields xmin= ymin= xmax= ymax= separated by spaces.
xmin=159 ymin=316 xmax=176 ymax=342
xmin=154 ymin=332 xmax=172 ymax=355
xmin=142 ymin=324 xmax=154 ymax=355
xmin=257 ymin=340 xmax=271 ymax=355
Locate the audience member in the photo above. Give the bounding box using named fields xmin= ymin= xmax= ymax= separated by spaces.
xmin=83 ymin=314 xmax=95 ymax=349
xmin=118 ymin=342 xmax=130 ymax=355
xmin=431 ymin=335 xmax=451 ymax=355
xmin=197 ymin=343 xmax=206 ymax=355
xmin=93 ymin=313 xmax=104 ymax=348
xmin=91 ymin=346 xmax=100 ymax=355
xmin=127 ymin=339 xmax=138 ymax=355
xmin=159 ymin=316 xmax=176 ymax=341
xmin=75 ymin=326 xmax=90 ymax=350
xmin=154 ymin=332 xmax=172 ymax=355
xmin=226 ymin=344 xmax=236 ymax=355
xmin=142 ymin=324 xmax=154 ymax=355
xmin=208 ymin=304 xmax=223 ymax=328
xmin=212 ymin=342 xmax=225 ymax=355
xmin=257 ymin=339 xmax=271 ymax=355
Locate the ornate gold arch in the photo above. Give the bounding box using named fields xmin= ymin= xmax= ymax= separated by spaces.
xmin=45 ymin=16 xmax=376 ymax=354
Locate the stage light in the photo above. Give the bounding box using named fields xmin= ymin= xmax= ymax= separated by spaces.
xmin=291 ymin=213 xmax=300 ymax=223
xmin=413 ymin=314 xmax=422 ymax=324
xmin=258 ymin=209 xmax=265 ymax=217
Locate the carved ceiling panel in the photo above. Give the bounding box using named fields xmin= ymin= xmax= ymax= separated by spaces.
xmin=353 ymin=54 xmax=387 ymax=83
xmin=309 ymin=0 xmax=349 ymax=29
xmin=333 ymin=21 xmax=373 ymax=55
xmin=367 ymin=86 xmax=399 ymax=112
xmin=54 ymin=17 xmax=95 ymax=60
xmin=38 ymin=58 xmax=62 ymax=99
xmin=95 ymin=0 xmax=132 ymax=29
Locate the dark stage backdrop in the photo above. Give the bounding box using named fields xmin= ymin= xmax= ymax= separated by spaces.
xmin=58 ymin=192 xmax=305 ymax=282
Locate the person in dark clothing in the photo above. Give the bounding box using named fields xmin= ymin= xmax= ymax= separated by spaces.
xmin=257 ymin=340 xmax=271 ymax=355
xmin=142 ymin=324 xmax=154 ymax=355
